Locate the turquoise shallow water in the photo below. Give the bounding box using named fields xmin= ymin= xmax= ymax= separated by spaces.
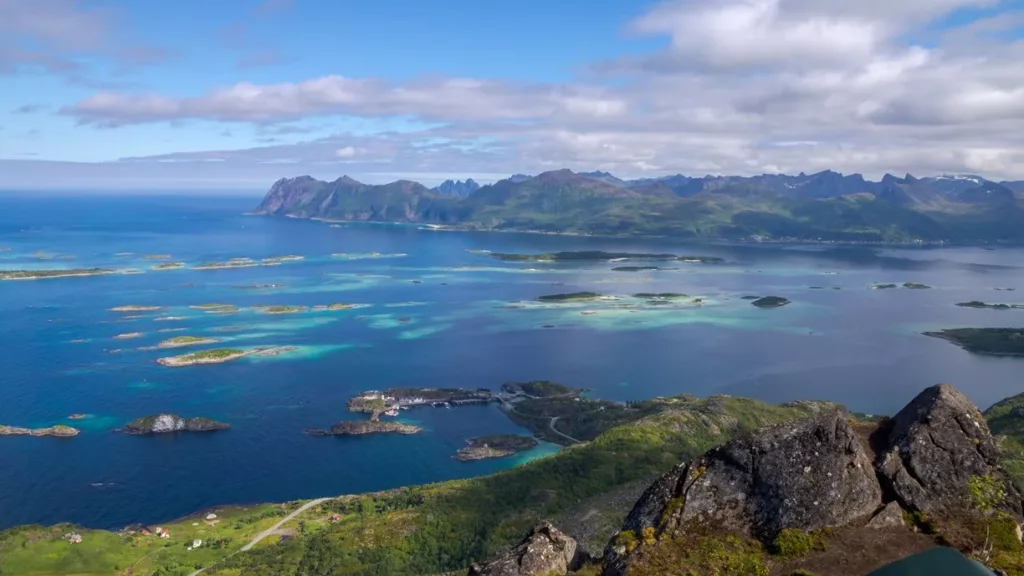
xmin=1 ymin=193 xmax=1024 ymax=529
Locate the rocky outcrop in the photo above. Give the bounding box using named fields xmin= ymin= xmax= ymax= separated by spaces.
xmin=468 ymin=522 xmax=579 ymax=576
xmin=306 ymin=419 xmax=422 ymax=436
xmin=866 ymin=501 xmax=905 ymax=529
xmin=0 ymin=424 xmax=79 ymax=437
xmin=876 ymin=384 xmax=1023 ymax=521
xmin=123 ymin=414 xmax=229 ymax=434
xmin=606 ymin=410 xmax=881 ymax=573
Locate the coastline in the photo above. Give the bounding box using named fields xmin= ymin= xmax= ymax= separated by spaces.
xmin=245 ymin=212 xmax=985 ymax=248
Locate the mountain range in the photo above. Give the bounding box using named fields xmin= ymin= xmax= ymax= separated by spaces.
xmin=254 ymin=169 xmax=1024 ymax=243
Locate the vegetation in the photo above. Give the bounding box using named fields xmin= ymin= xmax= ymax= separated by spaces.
xmin=501 ymin=380 xmax=581 ymax=398
xmin=923 ymin=328 xmax=1024 ymax=356
xmin=751 ymin=296 xmax=791 ymax=308
xmin=156 ymin=335 xmax=219 ymax=348
xmin=253 ymin=305 xmax=309 ymax=314
xmin=152 ymin=262 xmax=185 ymax=270
xmin=0 ymin=504 xmax=291 ymax=576
xmin=983 ymin=392 xmax=1024 ymax=488
xmin=537 ymin=292 xmax=603 ymax=303
xmin=157 ymin=349 xmax=248 ymax=367
xmin=772 ymin=529 xmax=829 ymax=558
xmin=958 ymin=301 xmax=1022 ymax=310
xmin=255 ymin=171 xmax=1024 ymax=243
xmin=632 ymin=293 xmax=687 ymax=299
xmin=0 ymin=268 xmax=116 ymax=280
xmin=623 ymin=534 xmax=770 ymax=576
xmin=456 ymin=435 xmax=538 ymax=461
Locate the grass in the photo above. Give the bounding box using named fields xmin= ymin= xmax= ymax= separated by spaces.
xmin=0 ymin=504 xmax=292 ymax=576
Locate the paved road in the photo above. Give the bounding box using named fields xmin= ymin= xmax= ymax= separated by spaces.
xmin=548 ymin=416 xmax=583 ymax=444
xmin=188 ymin=497 xmax=331 ymax=575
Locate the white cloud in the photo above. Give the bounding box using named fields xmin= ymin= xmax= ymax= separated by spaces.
xmin=6 ymin=0 xmax=1024 ymax=186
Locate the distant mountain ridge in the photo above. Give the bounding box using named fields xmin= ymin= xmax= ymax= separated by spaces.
xmin=253 ymin=169 xmax=1024 ymax=243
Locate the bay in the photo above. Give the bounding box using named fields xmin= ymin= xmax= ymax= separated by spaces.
xmin=1 ymin=192 xmax=1022 ymax=530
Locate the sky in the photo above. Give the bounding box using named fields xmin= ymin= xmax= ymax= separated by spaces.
xmin=2 ymin=0 xmax=1024 ymax=191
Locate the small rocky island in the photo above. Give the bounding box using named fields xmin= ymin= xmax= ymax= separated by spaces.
xmin=455 ymin=434 xmax=538 ymax=461
xmin=109 ymin=305 xmax=164 ymax=312
xmin=153 ymin=335 xmax=220 ymax=349
xmin=0 ymin=424 xmax=79 ymax=437
xmin=306 ymin=420 xmax=422 ymax=436
xmin=923 ymin=327 xmax=1024 ymax=356
xmin=632 ymin=293 xmax=687 ymax=299
xmin=488 ymin=251 xmax=724 ymax=263
xmin=151 ymin=262 xmax=185 ymax=270
xmin=537 ymin=292 xmax=603 ymax=303
xmin=122 ymin=414 xmax=230 ymax=434
xmin=252 ymin=305 xmax=308 ymax=315
xmin=611 ymin=266 xmax=674 ymax=272
xmin=157 ymin=348 xmax=248 ymax=367
xmin=750 ymin=296 xmax=791 ymax=308
xmin=903 ymin=282 xmax=932 ymax=289
xmin=957 ymin=301 xmax=1024 ymax=310
xmin=0 ymin=268 xmax=116 ymax=280
xmin=871 ymin=283 xmax=898 ymax=290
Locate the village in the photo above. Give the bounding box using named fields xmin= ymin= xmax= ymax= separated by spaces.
xmin=346 ymin=386 xmax=512 ymax=418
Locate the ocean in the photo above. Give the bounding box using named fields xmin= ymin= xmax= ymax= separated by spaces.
xmin=1 ymin=192 xmax=1022 ymax=530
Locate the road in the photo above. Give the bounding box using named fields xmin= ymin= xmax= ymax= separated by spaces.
xmin=548 ymin=416 xmax=583 ymax=444
xmin=188 ymin=497 xmax=331 ymax=576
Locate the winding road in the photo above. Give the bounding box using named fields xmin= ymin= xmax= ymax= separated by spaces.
xmin=548 ymin=416 xmax=583 ymax=444
xmin=188 ymin=497 xmax=331 ymax=576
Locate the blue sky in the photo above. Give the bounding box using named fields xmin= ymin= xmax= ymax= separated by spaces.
xmin=2 ymin=0 xmax=1023 ymax=190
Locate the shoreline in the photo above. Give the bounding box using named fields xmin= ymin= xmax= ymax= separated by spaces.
xmin=245 ymin=212 xmax=1008 ymax=248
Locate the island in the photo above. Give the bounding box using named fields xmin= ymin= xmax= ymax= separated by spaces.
xmin=0 ymin=268 xmax=117 ymax=280
xmin=632 ymin=293 xmax=687 ymax=299
xmin=114 ymin=332 xmax=144 ymax=339
xmin=194 ymin=258 xmax=261 ymax=270
xmin=751 ymin=296 xmax=791 ymax=308
xmin=0 ymin=424 xmax=79 ymax=437
xmin=313 ymin=303 xmax=369 ymax=311
xmin=154 ymin=315 xmax=188 ymax=321
xmin=348 ymin=387 xmax=498 ymax=416
xmin=903 ymin=282 xmax=932 ymax=289
xmin=109 ymin=305 xmax=163 ymax=312
xmin=122 ymin=414 xmax=229 ymax=434
xmin=261 ymin=255 xmax=304 ymax=264
xmin=537 ymin=292 xmax=603 ymax=303
xmin=488 ymin=251 xmax=723 ymax=263
xmin=142 ymin=254 xmax=173 ymax=260
xmin=252 ymin=305 xmax=308 ymax=315
xmin=612 ymin=266 xmax=674 ymax=272
xmin=455 ymin=435 xmax=538 ymax=461
xmin=68 ymin=414 xmax=88 ymax=420
xmin=193 ymin=304 xmax=240 ymax=314
xmin=154 ymin=335 xmax=220 ymax=349
xmin=956 ymin=301 xmax=1024 ymax=310
xmin=151 ymin=262 xmax=185 ymax=270
xmin=305 ymin=420 xmax=422 ymax=436
xmin=157 ymin=348 xmax=247 ymax=367
xmin=871 ymin=284 xmax=898 ymax=290
xmin=231 ymin=283 xmax=285 ymax=290
xmin=923 ymin=328 xmax=1024 ymax=356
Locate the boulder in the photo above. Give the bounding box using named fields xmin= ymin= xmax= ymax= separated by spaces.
xmin=605 ymin=410 xmax=881 ymax=573
xmin=468 ymin=522 xmax=578 ymax=576
xmin=866 ymin=501 xmax=906 ymax=529
xmin=876 ymin=384 xmax=1023 ymax=521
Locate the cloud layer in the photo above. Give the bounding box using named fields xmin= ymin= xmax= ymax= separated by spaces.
xmin=7 ymin=0 xmax=1024 ymax=186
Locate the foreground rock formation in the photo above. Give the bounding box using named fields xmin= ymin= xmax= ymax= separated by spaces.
xmin=467 ymin=523 xmax=580 ymax=576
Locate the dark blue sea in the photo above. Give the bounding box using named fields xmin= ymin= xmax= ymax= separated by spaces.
xmin=1 ymin=193 xmax=1023 ymax=530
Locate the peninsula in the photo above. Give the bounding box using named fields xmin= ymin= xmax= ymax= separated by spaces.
xmin=0 ymin=424 xmax=79 ymax=437
xmin=455 ymin=435 xmax=538 ymax=461
xmin=923 ymin=328 xmax=1024 ymax=356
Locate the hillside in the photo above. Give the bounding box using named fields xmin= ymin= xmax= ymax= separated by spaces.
xmin=5 ymin=384 xmax=1024 ymax=575
xmin=252 ymin=170 xmax=1024 ymax=243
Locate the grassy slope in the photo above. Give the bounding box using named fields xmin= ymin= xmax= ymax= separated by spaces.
xmin=0 ymin=395 xmax=831 ymax=576
xmin=0 ymin=504 xmax=292 ymax=576
xmin=983 ymin=392 xmax=1024 ymax=488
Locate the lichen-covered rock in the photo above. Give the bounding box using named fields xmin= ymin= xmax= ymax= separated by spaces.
xmin=468 ymin=522 xmax=578 ymax=576
xmin=123 ymin=414 xmax=229 ymax=434
xmin=866 ymin=501 xmax=905 ymax=529
xmin=605 ymin=410 xmax=881 ymax=574
xmin=876 ymin=384 xmax=1023 ymax=521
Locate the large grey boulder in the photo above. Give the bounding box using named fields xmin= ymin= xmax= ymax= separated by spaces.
xmin=468 ymin=522 xmax=579 ymax=576
xmin=605 ymin=410 xmax=881 ymax=573
xmin=876 ymin=383 xmax=1023 ymax=520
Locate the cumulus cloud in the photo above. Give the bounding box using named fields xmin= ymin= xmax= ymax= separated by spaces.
xmin=9 ymin=0 xmax=1024 ymax=186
